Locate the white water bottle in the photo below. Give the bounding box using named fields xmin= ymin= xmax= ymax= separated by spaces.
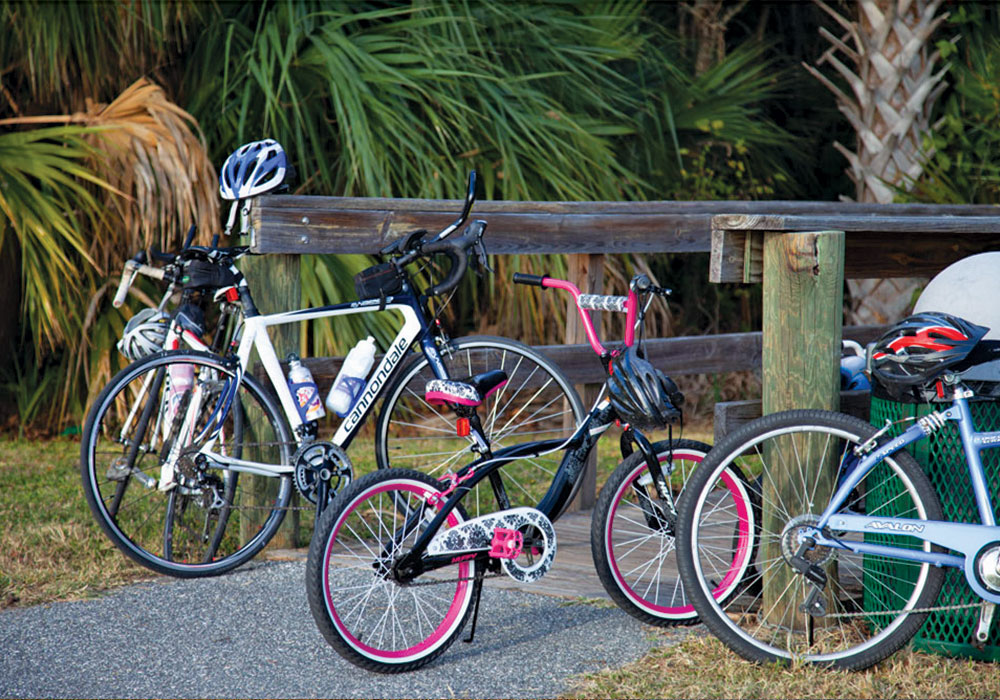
xmin=327 ymin=336 xmax=377 ymax=417
xmin=287 ymin=354 xmax=325 ymax=422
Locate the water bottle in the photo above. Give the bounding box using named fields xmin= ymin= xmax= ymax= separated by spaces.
xmin=286 ymin=354 xmax=325 ymax=422
xmin=327 ymin=336 xmax=377 ymax=417
xmin=166 ymin=362 xmax=194 ymax=426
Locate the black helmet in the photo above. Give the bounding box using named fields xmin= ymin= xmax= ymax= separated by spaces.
xmin=870 ymin=312 xmax=988 ymax=393
xmin=606 ymin=349 xmax=683 ymax=430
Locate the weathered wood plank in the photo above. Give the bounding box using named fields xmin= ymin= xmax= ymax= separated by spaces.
xmin=251 ymin=205 xmax=713 ymax=254
xmin=760 ymin=230 xmax=845 ymax=622
xmin=293 ymin=325 xmax=886 ymax=390
xmin=241 ymin=253 xmax=301 ymax=548
xmin=564 ymin=253 xmax=604 ymax=511
xmin=252 ymin=196 xmax=1000 ymax=256
xmin=259 ymin=195 xmax=1000 ymax=217
xmin=714 ymin=212 xmax=1000 ymax=233
xmin=711 ymin=213 xmax=1000 ymax=282
xmin=713 ymin=391 xmax=871 ymax=443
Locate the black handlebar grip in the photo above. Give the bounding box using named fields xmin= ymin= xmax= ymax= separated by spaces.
xmin=512 ymin=273 xmax=547 ymax=287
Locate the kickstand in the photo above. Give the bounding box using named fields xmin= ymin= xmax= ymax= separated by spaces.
xmin=462 ymin=568 xmax=486 ymax=644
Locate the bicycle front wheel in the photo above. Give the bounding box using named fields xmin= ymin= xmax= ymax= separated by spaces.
xmin=592 ymin=439 xmax=756 ymax=626
xmin=307 ymin=469 xmax=476 ymax=673
xmin=375 ymin=335 xmax=585 ymax=515
xmin=80 ymin=351 xmax=294 ymax=577
xmin=676 ymin=410 xmax=945 ymax=670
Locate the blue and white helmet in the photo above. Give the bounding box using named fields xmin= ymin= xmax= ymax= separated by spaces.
xmin=218 ymin=139 xmax=287 ymax=200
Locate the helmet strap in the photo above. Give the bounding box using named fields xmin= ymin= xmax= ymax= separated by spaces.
xmin=224 ymin=200 xmax=239 ymax=236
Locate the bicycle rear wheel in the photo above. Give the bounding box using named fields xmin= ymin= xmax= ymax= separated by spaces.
xmin=306 ymin=469 xmax=475 ymax=673
xmin=677 ymin=410 xmax=945 ymax=670
xmin=592 ymin=439 xmax=756 ymax=626
xmin=375 ymin=335 xmax=585 ymax=515
xmin=80 ymin=351 xmax=294 ymax=577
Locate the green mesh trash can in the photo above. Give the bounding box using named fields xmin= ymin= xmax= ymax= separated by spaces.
xmin=868 ymin=395 xmax=1000 ymax=661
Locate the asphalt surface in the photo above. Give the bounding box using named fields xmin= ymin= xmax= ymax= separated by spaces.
xmin=0 ymin=560 xmax=683 ymax=699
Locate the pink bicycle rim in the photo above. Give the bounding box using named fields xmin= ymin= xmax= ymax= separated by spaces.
xmin=606 ymin=452 xmax=750 ymax=615
xmin=323 ymin=480 xmax=471 ymax=660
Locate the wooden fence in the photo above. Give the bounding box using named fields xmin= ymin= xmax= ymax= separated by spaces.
xmin=250 ymin=195 xmax=1000 ymax=508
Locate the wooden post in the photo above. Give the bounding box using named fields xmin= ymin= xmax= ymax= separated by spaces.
xmin=565 ymin=253 xmax=604 ymax=510
xmin=240 ymin=253 xmax=301 ymax=548
xmin=760 ymin=230 xmax=845 ymax=627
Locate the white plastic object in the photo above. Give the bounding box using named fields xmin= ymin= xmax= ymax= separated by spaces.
xmin=287 ymin=354 xmax=325 ymax=422
xmin=112 ymin=263 xmax=138 ymax=308
xmin=326 ymin=336 xmax=377 ymax=417
xmin=112 ymin=261 xmax=165 ymax=308
xmin=167 ymin=363 xmax=195 ymax=417
xmin=913 ymin=252 xmax=1000 ymax=340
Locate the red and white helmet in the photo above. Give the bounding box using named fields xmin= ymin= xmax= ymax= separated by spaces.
xmin=870 ymin=312 xmax=988 ymax=388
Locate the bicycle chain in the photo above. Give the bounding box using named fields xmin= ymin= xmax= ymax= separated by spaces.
xmin=200 ymin=439 xmax=338 ymax=512
xmin=823 ymin=600 xmax=985 ymax=619
xmin=403 ymin=572 xmax=505 ymax=587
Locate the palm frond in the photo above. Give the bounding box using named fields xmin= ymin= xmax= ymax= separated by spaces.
xmin=0 ymin=125 xmax=111 ymax=353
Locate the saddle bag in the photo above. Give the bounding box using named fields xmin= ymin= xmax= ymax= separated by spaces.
xmin=354 ymin=262 xmax=403 ymax=300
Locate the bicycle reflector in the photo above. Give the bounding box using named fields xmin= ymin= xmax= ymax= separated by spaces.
xmin=456 ymin=417 xmax=470 ymax=437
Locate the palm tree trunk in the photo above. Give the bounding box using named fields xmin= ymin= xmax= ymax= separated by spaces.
xmin=805 ymin=0 xmax=953 ymax=324
xmin=681 ymin=0 xmax=751 ymax=75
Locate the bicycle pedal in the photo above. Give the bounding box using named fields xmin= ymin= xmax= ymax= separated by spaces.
xmin=799 ymin=584 xmax=827 ymax=618
xmin=489 ymin=528 xmax=524 ymax=560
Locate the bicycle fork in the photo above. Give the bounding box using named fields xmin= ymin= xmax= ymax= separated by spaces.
xmin=621 ymin=427 xmax=679 ymax=531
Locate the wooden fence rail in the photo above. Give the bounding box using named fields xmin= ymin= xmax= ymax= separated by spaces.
xmin=252 ymin=195 xmax=1000 ymax=257
xmin=250 ymin=195 xmax=1000 ymax=509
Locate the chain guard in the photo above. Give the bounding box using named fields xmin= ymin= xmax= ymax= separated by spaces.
xmin=292 ymin=441 xmax=353 ymax=506
xmin=426 ymin=506 xmax=556 ymax=583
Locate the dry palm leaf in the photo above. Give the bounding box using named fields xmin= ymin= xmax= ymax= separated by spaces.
xmin=0 ymin=78 xmax=219 ymax=274
xmin=80 ymin=78 xmax=219 ymax=273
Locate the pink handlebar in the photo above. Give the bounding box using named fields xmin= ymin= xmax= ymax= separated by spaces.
xmin=539 ymin=277 xmax=638 ymax=356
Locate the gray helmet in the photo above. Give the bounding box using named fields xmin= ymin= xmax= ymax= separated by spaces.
xmin=870 ymin=311 xmax=988 ymax=389
xmin=118 ymin=308 xmax=169 ymax=361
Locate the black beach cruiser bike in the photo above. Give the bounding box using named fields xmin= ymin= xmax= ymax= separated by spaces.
xmin=305 ymin=273 xmax=758 ymax=672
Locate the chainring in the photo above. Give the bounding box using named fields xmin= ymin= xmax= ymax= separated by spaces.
xmin=292 ymin=441 xmax=353 ymax=505
xmin=780 ymin=514 xmax=835 ymax=567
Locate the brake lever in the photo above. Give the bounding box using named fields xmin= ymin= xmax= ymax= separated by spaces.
xmin=474 ymin=238 xmax=492 ymax=274
xmin=467 ymin=219 xmax=491 ymax=274
xmin=380 ymin=229 xmax=427 ymax=258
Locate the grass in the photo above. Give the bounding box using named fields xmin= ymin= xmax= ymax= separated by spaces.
xmin=565 ymin=630 xmax=1000 ymax=699
xmin=0 ymin=437 xmax=154 ymax=607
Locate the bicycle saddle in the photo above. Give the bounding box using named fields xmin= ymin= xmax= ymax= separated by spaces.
xmin=424 ymin=370 xmax=508 ymax=407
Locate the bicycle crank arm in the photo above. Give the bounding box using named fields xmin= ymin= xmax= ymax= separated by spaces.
xmin=974 ymin=602 xmax=996 ymax=648
xmin=426 ymin=506 xmax=557 ymax=583
xmin=195 ymin=450 xmax=295 ymax=477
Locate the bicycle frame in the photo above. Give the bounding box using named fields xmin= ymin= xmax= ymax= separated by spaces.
xmin=801 ymin=388 xmax=1000 ymax=604
xmin=393 ymin=396 xmax=619 ymax=578
xmin=179 ymin=290 xmax=449 ymax=479
xmin=386 ymin=275 xmax=682 ymax=580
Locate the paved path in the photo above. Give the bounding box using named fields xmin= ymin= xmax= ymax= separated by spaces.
xmin=0 ymin=510 xmax=695 ymax=699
